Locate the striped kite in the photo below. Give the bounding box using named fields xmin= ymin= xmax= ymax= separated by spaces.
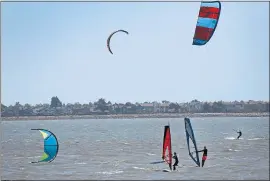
xmin=193 ymin=1 xmax=221 ymax=46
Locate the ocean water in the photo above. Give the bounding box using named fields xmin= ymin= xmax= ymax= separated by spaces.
xmin=1 ymin=117 xmax=269 ymax=180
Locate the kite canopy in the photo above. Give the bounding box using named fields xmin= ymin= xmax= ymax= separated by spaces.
xmin=193 ymin=1 xmax=221 ymax=46
xmin=31 ymin=129 xmax=59 ymax=163
xmin=107 ymin=29 xmax=129 ymax=54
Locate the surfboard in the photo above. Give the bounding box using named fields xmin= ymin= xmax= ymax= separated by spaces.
xmin=162 ymin=169 xmax=171 ymax=172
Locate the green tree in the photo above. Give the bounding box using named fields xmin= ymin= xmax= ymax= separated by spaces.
xmin=24 ymin=103 xmax=32 ymax=110
xmin=125 ymin=102 xmax=132 ymax=106
xmin=1 ymin=104 xmax=7 ymax=112
xmin=202 ymin=102 xmax=212 ymax=113
xmin=125 ymin=102 xmax=137 ymax=114
xmin=50 ymin=96 xmax=62 ymax=108
xmin=13 ymin=102 xmax=22 ymax=116
xmin=169 ymin=103 xmax=180 ymax=112
xmin=212 ymin=101 xmax=224 ymax=112
xmin=95 ymin=98 xmax=108 ymax=112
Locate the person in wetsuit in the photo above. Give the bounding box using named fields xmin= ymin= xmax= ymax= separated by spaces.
xmin=236 ymin=130 xmax=242 ymax=139
xmin=197 ymin=146 xmax=207 ymax=167
xmin=172 ymin=152 xmax=179 ymax=170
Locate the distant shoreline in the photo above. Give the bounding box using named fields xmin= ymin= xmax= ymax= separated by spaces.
xmin=1 ymin=112 xmax=269 ymax=121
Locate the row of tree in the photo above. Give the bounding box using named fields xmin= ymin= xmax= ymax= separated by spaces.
xmin=1 ymin=96 xmax=269 ymax=117
xmin=41 ymin=97 xmax=270 ymax=113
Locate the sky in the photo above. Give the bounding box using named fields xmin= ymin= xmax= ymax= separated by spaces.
xmin=1 ymin=2 xmax=269 ymax=106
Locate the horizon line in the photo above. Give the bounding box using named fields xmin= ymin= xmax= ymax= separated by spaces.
xmin=2 ymin=98 xmax=269 ymax=106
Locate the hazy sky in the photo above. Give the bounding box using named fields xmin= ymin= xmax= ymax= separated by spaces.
xmin=2 ymin=2 xmax=269 ymax=106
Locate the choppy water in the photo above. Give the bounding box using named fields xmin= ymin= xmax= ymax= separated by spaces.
xmin=1 ymin=117 xmax=269 ymax=180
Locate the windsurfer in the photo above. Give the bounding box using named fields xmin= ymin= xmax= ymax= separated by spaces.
xmin=197 ymin=146 xmax=207 ymax=167
xmin=172 ymin=152 xmax=179 ymax=170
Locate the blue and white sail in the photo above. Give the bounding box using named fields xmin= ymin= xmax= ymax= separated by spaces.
xmin=184 ymin=118 xmax=200 ymax=166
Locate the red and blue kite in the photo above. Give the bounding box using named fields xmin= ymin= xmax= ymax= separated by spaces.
xmin=193 ymin=1 xmax=221 ymax=46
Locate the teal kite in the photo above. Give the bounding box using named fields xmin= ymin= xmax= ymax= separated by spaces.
xmin=31 ymin=129 xmax=59 ymax=163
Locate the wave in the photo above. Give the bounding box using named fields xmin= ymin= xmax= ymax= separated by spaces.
xmin=121 ymin=142 xmax=130 ymax=145
xmin=133 ymin=166 xmax=148 ymax=170
xmin=221 ymin=132 xmax=229 ymax=135
xmin=228 ymin=148 xmax=241 ymax=152
xmin=247 ymin=137 xmax=266 ymax=141
xmin=74 ymin=162 xmax=87 ymax=165
xmin=205 ymin=164 xmax=221 ymax=168
xmin=224 ymin=157 xmax=235 ymax=161
xmin=225 ymin=137 xmax=243 ymax=140
xmin=1 ymin=139 xmax=14 ymax=143
xmin=96 ymin=170 xmax=123 ymax=175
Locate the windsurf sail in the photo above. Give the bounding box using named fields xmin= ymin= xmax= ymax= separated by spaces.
xmin=31 ymin=129 xmax=59 ymax=163
xmin=192 ymin=1 xmax=221 ymax=46
xmin=184 ymin=118 xmax=200 ymax=167
xmin=162 ymin=125 xmax=172 ymax=170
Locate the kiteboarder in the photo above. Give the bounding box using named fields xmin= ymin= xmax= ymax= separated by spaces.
xmin=236 ymin=130 xmax=242 ymax=139
xmin=197 ymin=146 xmax=207 ymax=167
xmin=172 ymin=152 xmax=179 ymax=170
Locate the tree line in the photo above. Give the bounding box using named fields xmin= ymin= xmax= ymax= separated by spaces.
xmin=1 ymin=97 xmax=269 ymax=117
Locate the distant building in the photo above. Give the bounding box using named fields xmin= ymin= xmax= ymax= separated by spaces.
xmin=140 ymin=103 xmax=154 ymax=113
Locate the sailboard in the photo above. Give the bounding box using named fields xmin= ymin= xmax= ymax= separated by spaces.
xmin=162 ymin=125 xmax=172 ymax=171
xmin=162 ymin=169 xmax=171 ymax=172
xmin=184 ymin=118 xmax=200 ymax=167
xmin=31 ymin=129 xmax=59 ymax=163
